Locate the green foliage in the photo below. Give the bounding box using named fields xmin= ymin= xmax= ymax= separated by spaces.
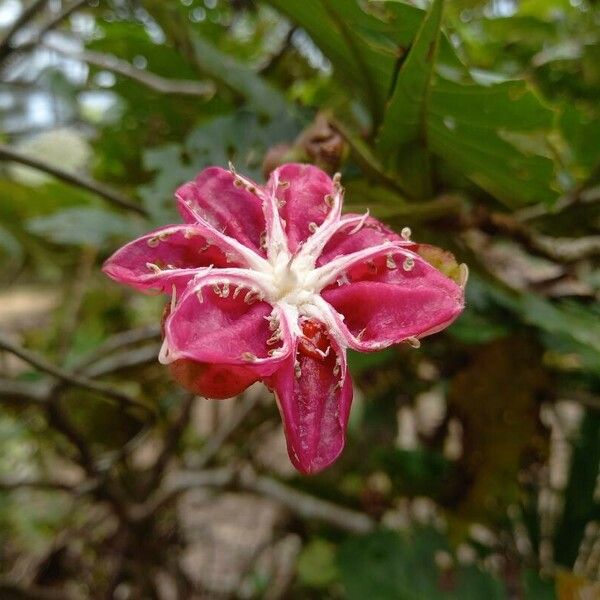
xmin=0 ymin=0 xmax=598 ymax=596
xmin=338 ymin=529 xmax=505 ymax=600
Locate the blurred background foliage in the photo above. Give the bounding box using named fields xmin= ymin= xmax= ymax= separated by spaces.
xmin=0 ymin=0 xmax=599 ymax=598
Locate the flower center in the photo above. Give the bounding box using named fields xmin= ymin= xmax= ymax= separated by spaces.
xmin=268 ymin=249 xmax=319 ymax=307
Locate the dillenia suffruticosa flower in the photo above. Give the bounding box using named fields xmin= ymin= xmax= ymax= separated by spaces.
xmin=103 ymin=163 xmax=466 ymax=474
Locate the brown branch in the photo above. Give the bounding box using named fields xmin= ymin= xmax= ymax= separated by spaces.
xmin=0 ymin=333 xmax=153 ymax=412
xmin=151 ymin=465 xmax=376 ymax=534
xmin=0 ymin=0 xmax=50 ymax=61
xmin=484 ymin=211 xmax=600 ymax=263
xmin=0 ymin=579 xmax=73 ymax=600
xmin=0 ymin=378 xmax=49 ymax=404
xmin=0 ymin=144 xmax=147 ymax=217
xmin=35 ymin=0 xmax=89 ymax=40
xmin=238 ymin=467 xmax=376 ymax=534
xmin=193 ymin=389 xmax=262 ymax=468
xmin=43 ymin=42 xmax=215 ymax=98
xmin=83 ymin=344 xmax=161 ymax=379
xmin=145 ymin=393 xmax=196 ymax=491
xmin=74 ymin=325 xmax=161 ymax=370
xmin=0 ymin=477 xmax=76 ymax=492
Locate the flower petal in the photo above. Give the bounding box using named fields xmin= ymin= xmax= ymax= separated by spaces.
xmin=267 ymin=322 xmax=353 ymax=474
xmin=317 ymin=214 xmax=413 ymax=266
xmin=102 ymin=224 xmax=231 ymax=294
xmin=169 ymin=359 xmax=259 ymax=399
xmin=321 ymin=247 xmax=464 ymax=351
xmin=176 ymin=167 xmax=266 ymax=254
xmin=266 ymin=163 xmax=336 ymax=253
xmin=164 ymin=273 xmax=291 ymax=376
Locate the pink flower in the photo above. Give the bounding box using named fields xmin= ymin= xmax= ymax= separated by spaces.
xmin=103 ymin=163 xmax=465 ymax=474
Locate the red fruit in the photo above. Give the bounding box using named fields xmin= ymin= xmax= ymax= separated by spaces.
xmin=298 ymin=319 xmax=331 ymax=361
xmin=169 ymin=359 xmax=259 ymax=399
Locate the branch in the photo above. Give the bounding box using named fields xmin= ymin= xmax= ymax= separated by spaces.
xmin=0 ymin=144 xmax=147 ymax=217
xmin=0 ymin=333 xmax=152 ymax=412
xmin=145 ymin=393 xmax=196 ymax=491
xmin=0 ymin=378 xmax=49 ymax=404
xmin=44 ymin=43 xmax=215 ymax=98
xmin=0 ymin=477 xmax=76 ymax=492
xmin=193 ymin=389 xmax=262 ymax=468
xmin=83 ymin=344 xmax=161 ymax=378
xmin=0 ymin=0 xmax=49 ymax=61
xmin=154 ymin=466 xmax=376 ymax=534
xmin=485 ymin=212 xmax=600 ymax=263
xmin=35 ymin=0 xmax=89 ymax=40
xmin=75 ymin=325 xmax=160 ymax=370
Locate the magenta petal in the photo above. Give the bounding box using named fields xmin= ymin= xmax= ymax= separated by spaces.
xmin=318 ymin=214 xmax=414 ymax=266
xmin=268 ymin=333 xmax=353 ymax=474
xmin=266 ymin=163 xmax=335 ymax=253
xmin=102 ymin=225 xmax=231 ymax=294
xmin=165 ymin=276 xmax=289 ymax=376
xmin=321 ymin=249 xmax=464 ymax=350
xmin=175 ymin=167 xmax=266 ymax=254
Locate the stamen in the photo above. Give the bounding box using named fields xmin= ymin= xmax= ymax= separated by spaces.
xmin=407 ymin=337 xmax=421 ymax=348
xmin=196 ymin=289 xmax=204 ymax=303
xmin=386 ymin=254 xmax=397 ymax=270
xmin=147 ymin=236 xmax=160 ymax=248
xmin=403 ymin=257 xmax=415 ymax=272
xmin=242 ymin=352 xmax=257 ymax=362
xmin=294 ymin=361 xmax=301 ymax=378
xmin=233 ymin=285 xmax=243 ymax=299
xmin=308 ymin=222 xmax=318 ymax=233
xmin=336 ymin=272 xmax=350 ymax=286
xmin=146 ymin=262 xmax=162 ymax=273
xmin=324 ymin=194 xmax=333 ymax=207
xmin=221 ymin=282 xmax=230 ymax=298
xmin=401 ymin=227 xmax=412 ymax=241
xmin=349 ymin=210 xmax=369 ymax=234
xmin=278 ymin=180 xmax=290 ymax=189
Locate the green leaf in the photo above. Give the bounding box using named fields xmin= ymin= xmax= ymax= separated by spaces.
xmin=138 ymin=110 xmax=301 ymax=223
xmin=427 ymin=77 xmax=559 ymax=206
xmin=26 ymin=207 xmax=142 ymax=247
xmin=338 ymin=528 xmax=505 ymax=600
xmin=553 ymin=411 xmax=600 ymax=568
xmin=376 ymin=0 xmax=445 ymax=157
xmin=190 ymin=35 xmax=290 ymax=118
xmin=297 ymin=539 xmax=339 ymax=588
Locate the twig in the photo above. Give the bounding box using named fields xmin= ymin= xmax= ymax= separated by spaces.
xmin=35 ymin=0 xmax=89 ymax=40
xmin=0 ymin=144 xmax=147 ymax=217
xmin=152 ymin=466 xmax=376 ymax=534
xmin=83 ymin=344 xmax=161 ymax=378
xmin=258 ymin=26 xmax=296 ymax=75
xmin=0 ymin=0 xmax=49 ymax=61
xmin=43 ymin=42 xmax=215 ymax=98
xmin=239 ymin=468 xmax=376 ymax=534
xmin=0 ymin=580 xmax=73 ymax=600
xmin=484 ymin=211 xmax=600 ymax=263
xmin=193 ymin=389 xmax=262 ymax=468
xmin=0 ymin=333 xmax=152 ymax=412
xmin=0 ymin=477 xmax=76 ymax=492
xmin=0 ymin=378 xmax=49 ymax=404
xmin=145 ymin=393 xmax=196 ymax=491
xmin=74 ymin=325 xmax=160 ymax=370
